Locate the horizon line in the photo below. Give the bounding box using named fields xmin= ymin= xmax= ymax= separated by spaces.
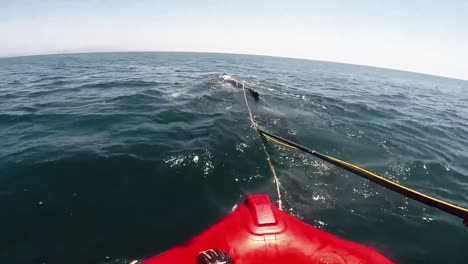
xmin=1 ymin=50 xmax=466 ymax=82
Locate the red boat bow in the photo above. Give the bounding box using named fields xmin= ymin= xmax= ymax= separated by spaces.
xmin=143 ymin=195 xmax=393 ymax=264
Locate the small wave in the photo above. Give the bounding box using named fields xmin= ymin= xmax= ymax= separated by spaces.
xmin=76 ymin=79 xmax=161 ymax=89
xmin=164 ymin=149 xmax=214 ymax=176
xmin=32 ymin=75 xmax=68 ymax=84
xmin=107 ymin=93 xmax=162 ymax=104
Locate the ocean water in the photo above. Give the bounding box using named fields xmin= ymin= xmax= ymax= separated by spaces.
xmin=0 ymin=52 xmax=467 ymax=264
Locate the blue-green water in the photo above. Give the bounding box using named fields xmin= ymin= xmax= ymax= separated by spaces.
xmin=0 ymin=52 xmax=467 ymax=264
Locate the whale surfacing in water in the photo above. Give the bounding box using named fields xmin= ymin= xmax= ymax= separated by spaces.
xmin=217 ymin=74 xmax=298 ymax=142
xmin=221 ymin=74 xmax=260 ymax=101
xmin=222 ymin=75 xmax=244 ymax=88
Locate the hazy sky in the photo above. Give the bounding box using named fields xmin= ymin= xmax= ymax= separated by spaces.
xmin=1 ymin=0 xmax=467 ymax=79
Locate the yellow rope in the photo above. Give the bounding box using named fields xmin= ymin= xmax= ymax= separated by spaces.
xmin=238 ymin=78 xmax=466 ymax=225
xmin=257 ymin=126 xmax=468 ymax=224
xmin=326 ymin=155 xmax=468 ymax=213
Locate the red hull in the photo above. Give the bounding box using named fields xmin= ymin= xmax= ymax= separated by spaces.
xmin=143 ymin=195 xmax=392 ymax=264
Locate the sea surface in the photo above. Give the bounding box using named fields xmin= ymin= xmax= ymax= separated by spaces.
xmin=0 ymin=52 xmax=467 ymax=264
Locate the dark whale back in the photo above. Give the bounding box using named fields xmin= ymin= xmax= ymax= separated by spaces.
xmin=220 ymin=74 xmax=299 ymax=143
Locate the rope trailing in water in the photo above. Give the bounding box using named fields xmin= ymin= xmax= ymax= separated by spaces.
xmin=242 ymin=83 xmax=283 ymax=210
xmin=256 ymin=126 xmax=468 ymax=226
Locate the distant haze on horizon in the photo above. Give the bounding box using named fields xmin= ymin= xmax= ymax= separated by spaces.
xmin=1 ymin=0 xmax=467 ymax=80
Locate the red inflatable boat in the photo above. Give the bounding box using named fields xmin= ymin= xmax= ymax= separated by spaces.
xmin=143 ymin=195 xmax=392 ymax=264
